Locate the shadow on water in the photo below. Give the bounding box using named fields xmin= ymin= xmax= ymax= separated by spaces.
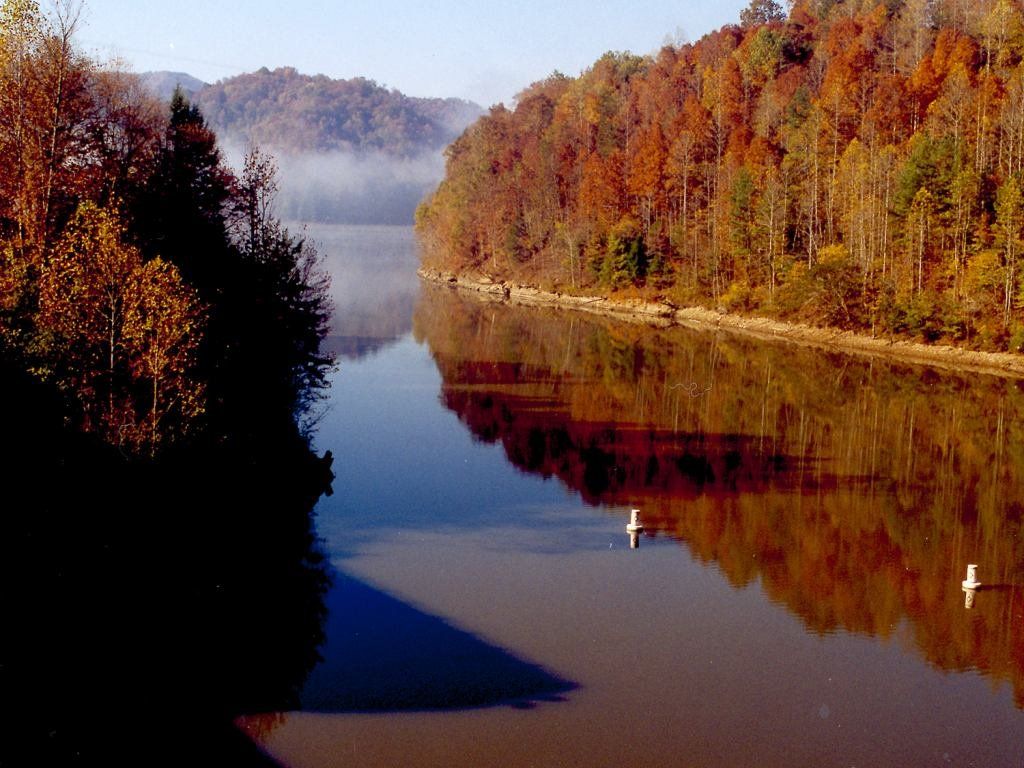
xmin=300 ymin=571 xmax=576 ymax=713
xmin=0 ymin=357 xmax=330 ymax=767
xmin=0 ymin=352 xmax=574 ymax=766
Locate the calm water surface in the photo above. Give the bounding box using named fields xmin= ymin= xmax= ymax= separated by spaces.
xmin=246 ymin=224 xmax=1024 ymax=767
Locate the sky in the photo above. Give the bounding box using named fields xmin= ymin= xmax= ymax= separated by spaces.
xmin=75 ymin=0 xmax=750 ymax=107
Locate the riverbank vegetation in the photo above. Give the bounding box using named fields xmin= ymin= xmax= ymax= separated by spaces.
xmin=0 ymin=0 xmax=332 ymax=455
xmin=417 ymin=0 xmax=1024 ymax=352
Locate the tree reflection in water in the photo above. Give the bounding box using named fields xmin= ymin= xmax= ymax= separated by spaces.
xmin=1 ymin=356 xmax=332 ymax=767
xmin=414 ymin=284 xmax=1024 ymax=707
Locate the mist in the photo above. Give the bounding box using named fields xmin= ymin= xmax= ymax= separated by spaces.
xmin=223 ymin=143 xmax=446 ymax=225
xmin=304 ymin=222 xmax=422 ymax=360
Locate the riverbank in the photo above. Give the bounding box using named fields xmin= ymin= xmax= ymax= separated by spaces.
xmin=419 ymin=268 xmax=1024 ymax=378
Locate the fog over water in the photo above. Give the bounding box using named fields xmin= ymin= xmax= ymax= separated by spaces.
xmin=300 ymin=223 xmax=421 ymax=360
xmin=276 ymin=150 xmax=444 ymax=225
xmin=224 ymin=144 xmax=445 ymax=225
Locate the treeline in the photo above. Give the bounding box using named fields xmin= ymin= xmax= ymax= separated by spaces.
xmin=196 ymin=66 xmax=482 ymax=157
xmin=0 ymin=0 xmax=331 ymax=455
xmin=417 ymin=0 xmax=1024 ymax=351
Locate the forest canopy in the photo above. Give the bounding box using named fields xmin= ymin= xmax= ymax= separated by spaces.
xmin=416 ymin=0 xmax=1024 ymax=352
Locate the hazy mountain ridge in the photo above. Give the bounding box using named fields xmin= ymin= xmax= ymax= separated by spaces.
xmin=140 ymin=67 xmax=482 ymax=224
xmin=141 ymin=67 xmax=481 ymax=155
xmin=194 ymin=67 xmax=481 ymax=157
xmin=138 ymin=71 xmax=208 ymax=102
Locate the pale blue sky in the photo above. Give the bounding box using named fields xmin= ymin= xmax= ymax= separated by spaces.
xmin=75 ymin=1 xmax=748 ymax=106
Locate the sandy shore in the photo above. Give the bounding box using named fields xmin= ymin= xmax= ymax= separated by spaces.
xmin=419 ymin=268 xmax=1024 ymax=379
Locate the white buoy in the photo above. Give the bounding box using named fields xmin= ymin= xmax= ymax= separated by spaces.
xmin=626 ymin=508 xmax=644 ymax=533
xmin=962 ymin=564 xmax=981 ymax=590
xmin=964 ymin=589 xmax=976 ymax=609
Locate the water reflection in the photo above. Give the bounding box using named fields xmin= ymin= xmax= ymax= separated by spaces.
xmin=626 ymin=509 xmax=643 ymax=549
xmin=413 ymin=284 xmax=1024 ymax=707
xmin=1 ymin=358 xmax=332 ymax=766
xmin=306 ymin=223 xmax=421 ymax=361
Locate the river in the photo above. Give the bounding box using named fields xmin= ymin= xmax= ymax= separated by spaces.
xmin=244 ymin=223 xmax=1024 ymax=767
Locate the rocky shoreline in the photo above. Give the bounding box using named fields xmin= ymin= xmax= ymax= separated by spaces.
xmin=419 ymin=268 xmax=1024 ymax=378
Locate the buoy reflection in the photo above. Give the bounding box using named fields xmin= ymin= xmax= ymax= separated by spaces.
xmin=626 ymin=508 xmax=644 ymax=549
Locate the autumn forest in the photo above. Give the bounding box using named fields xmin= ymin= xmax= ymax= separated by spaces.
xmin=417 ymin=0 xmax=1024 ymax=352
xmin=0 ymin=0 xmax=331 ymax=455
xmin=7 ymin=0 xmax=1024 ymax=764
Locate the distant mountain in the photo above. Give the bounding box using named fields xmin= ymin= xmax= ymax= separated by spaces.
xmin=194 ymin=67 xmax=482 ymax=157
xmin=138 ymin=71 xmax=207 ymax=102
xmin=137 ymin=67 xmax=483 ymax=224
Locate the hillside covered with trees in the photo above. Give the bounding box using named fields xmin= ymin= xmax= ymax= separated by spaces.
xmin=417 ymin=0 xmax=1024 ymax=352
xmin=188 ymin=67 xmax=482 ymax=223
xmin=196 ymin=67 xmax=481 ymax=157
xmin=138 ymin=69 xmax=207 ymax=101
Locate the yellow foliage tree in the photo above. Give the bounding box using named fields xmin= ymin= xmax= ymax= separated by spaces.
xmin=37 ymin=202 xmax=205 ymax=453
xmin=123 ymin=257 xmax=205 ymax=453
